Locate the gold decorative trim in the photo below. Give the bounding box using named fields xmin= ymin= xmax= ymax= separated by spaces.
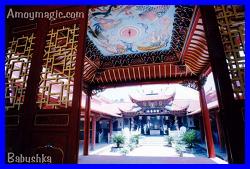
xmin=137 ymin=44 xmax=165 ymax=51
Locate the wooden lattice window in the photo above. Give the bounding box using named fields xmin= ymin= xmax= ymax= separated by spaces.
xmin=36 ymin=24 xmax=79 ymax=109
xmin=5 ymin=33 xmax=35 ymax=111
xmin=215 ymin=6 xmax=245 ymax=99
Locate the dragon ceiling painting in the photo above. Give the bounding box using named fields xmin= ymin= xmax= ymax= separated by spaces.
xmin=86 ymin=5 xmax=194 ymax=67
xmin=88 ymin=5 xmax=175 ymax=56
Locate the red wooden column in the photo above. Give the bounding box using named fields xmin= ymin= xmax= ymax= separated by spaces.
xmin=200 ymin=6 xmax=244 ymax=163
xmin=91 ymin=116 xmax=96 ymax=150
xmin=199 ymin=115 xmax=205 ymax=142
xmin=83 ymin=90 xmax=91 ymax=156
xmin=69 ymin=7 xmax=89 ymax=162
xmin=199 ymin=82 xmax=216 ymax=158
xmin=109 ymin=119 xmax=113 ymax=143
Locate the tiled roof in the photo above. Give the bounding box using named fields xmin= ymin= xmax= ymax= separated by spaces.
xmin=129 ymin=92 xmax=175 ymax=102
xmin=80 ymin=88 xmax=217 ymax=117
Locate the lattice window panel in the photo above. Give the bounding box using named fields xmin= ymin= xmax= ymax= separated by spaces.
xmin=36 ymin=24 xmax=79 ymax=109
xmin=215 ymin=6 xmax=245 ymax=99
xmin=5 ymin=34 xmax=35 ymax=111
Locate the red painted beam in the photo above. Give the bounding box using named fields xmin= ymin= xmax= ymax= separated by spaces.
xmin=92 ymin=76 xmax=198 ymax=89
xmin=80 ymin=110 xmax=115 ymax=119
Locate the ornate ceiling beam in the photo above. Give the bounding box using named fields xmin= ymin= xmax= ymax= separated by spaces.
xmin=91 ymin=75 xmax=198 ymax=89
xmin=180 ymin=6 xmax=200 ymax=61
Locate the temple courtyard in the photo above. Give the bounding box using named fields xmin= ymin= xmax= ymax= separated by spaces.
xmin=5 ymin=6 xmax=244 ymax=163
xmin=78 ymin=136 xmax=227 ymax=164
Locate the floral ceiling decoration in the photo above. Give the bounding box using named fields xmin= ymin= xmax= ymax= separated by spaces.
xmin=86 ymin=5 xmax=194 ymax=67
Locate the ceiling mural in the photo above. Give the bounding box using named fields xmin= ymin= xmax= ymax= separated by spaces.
xmin=86 ymin=5 xmax=194 ymax=68
xmin=88 ymin=5 xmax=176 ymax=56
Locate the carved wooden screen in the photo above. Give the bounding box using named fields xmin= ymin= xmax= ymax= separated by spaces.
xmin=5 ymin=33 xmax=35 ymax=111
xmin=31 ymin=13 xmax=87 ymax=162
xmin=5 ymin=7 xmax=88 ymax=164
xmin=5 ymin=23 xmax=37 ymax=152
xmin=215 ymin=6 xmax=245 ymax=99
xmin=36 ymin=25 xmax=78 ymax=109
xmin=31 ymin=24 xmax=80 ymax=163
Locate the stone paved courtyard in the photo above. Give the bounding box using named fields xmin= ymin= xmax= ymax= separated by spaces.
xmin=78 ymin=136 xmax=227 ymax=164
xmin=91 ymin=136 xmax=207 ymax=157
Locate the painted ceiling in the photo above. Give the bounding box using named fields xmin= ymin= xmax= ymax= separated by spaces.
xmin=87 ymin=5 xmax=176 ymax=57
xmin=86 ymin=6 xmax=194 ymax=68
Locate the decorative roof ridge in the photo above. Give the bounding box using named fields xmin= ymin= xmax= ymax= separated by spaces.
xmin=129 ymin=91 xmax=176 ymax=103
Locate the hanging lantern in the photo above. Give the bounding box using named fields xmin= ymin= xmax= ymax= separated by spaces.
xmin=165 ymin=116 xmax=168 ymax=120
xmin=147 ymin=116 xmax=151 ymax=120
xmin=139 ymin=116 xmax=142 ymax=120
xmin=157 ymin=116 xmax=160 ymax=120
